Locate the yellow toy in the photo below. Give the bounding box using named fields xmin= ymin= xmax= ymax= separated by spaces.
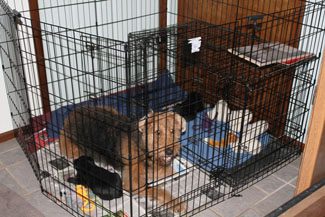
xmin=76 ymin=185 xmax=95 ymax=214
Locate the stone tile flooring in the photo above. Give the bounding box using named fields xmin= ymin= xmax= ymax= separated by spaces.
xmin=0 ymin=139 xmax=301 ymax=217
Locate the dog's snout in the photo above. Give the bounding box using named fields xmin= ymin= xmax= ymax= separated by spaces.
xmin=165 ymin=148 xmax=173 ymax=156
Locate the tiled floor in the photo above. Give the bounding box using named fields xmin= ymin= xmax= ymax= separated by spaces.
xmin=0 ymin=139 xmax=301 ymax=217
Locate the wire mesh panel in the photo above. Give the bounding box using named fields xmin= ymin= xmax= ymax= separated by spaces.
xmin=0 ymin=1 xmax=40 ymax=177
xmin=0 ymin=0 xmax=325 ymax=217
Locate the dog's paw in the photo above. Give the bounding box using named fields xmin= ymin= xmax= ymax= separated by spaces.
xmin=173 ymin=200 xmax=187 ymax=213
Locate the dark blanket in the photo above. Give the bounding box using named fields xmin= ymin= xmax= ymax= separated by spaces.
xmin=46 ymin=72 xmax=187 ymax=139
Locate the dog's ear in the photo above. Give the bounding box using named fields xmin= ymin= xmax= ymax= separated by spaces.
xmin=175 ymin=113 xmax=187 ymax=133
xmin=138 ymin=111 xmax=154 ymax=133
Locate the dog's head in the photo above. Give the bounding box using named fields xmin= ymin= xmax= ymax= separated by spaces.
xmin=138 ymin=111 xmax=186 ymax=166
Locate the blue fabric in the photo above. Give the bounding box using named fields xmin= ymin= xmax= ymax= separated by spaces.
xmin=47 ymin=72 xmax=186 ymax=139
xmin=180 ymin=110 xmax=270 ymax=172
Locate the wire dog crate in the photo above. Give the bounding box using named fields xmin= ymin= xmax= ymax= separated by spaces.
xmin=1 ymin=0 xmax=325 ymax=216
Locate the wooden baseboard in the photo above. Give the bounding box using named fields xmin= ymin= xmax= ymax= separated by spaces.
xmin=281 ymin=186 xmax=325 ymax=217
xmin=0 ymin=130 xmax=15 ymax=143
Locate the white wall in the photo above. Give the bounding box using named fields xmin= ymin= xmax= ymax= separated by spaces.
xmin=0 ymin=0 xmax=324 ymax=136
xmin=0 ymin=59 xmax=14 ymax=133
xmin=37 ymin=0 xmax=160 ymax=110
xmin=0 ymin=0 xmax=24 ymax=133
xmin=299 ymin=0 xmax=325 ymax=143
xmin=0 ymin=0 xmax=35 ymax=132
xmin=286 ymin=0 xmax=325 ymax=142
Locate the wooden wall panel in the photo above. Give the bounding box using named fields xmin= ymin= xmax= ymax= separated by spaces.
xmin=176 ymin=0 xmax=306 ymax=138
xmin=29 ymin=0 xmax=51 ymax=114
xmin=159 ymin=0 xmax=167 ymax=71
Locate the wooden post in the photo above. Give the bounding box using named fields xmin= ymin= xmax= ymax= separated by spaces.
xmin=295 ymin=52 xmax=325 ymax=195
xmin=29 ymin=0 xmax=51 ymax=114
xmin=159 ymin=0 xmax=167 ymax=72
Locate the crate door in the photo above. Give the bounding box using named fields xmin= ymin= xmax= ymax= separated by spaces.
xmin=0 ymin=2 xmax=40 ymax=178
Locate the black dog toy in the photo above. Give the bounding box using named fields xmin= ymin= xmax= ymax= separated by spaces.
xmin=68 ymin=156 xmax=123 ymax=200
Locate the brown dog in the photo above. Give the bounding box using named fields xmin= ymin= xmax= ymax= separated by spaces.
xmin=59 ymin=106 xmax=187 ymax=213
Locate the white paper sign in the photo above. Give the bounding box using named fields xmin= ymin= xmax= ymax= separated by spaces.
xmin=188 ymin=37 xmax=202 ymax=53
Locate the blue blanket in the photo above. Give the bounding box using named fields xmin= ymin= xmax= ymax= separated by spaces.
xmin=47 ymin=72 xmax=186 ymax=139
xmin=180 ymin=110 xmax=270 ymax=171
